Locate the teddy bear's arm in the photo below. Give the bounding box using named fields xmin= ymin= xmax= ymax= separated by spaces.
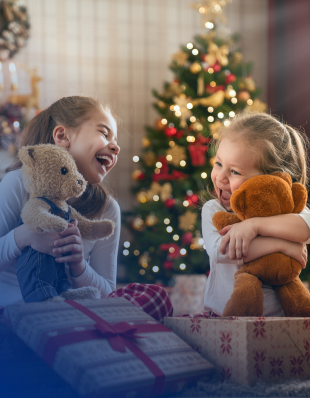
xmin=21 ymin=198 xmax=69 ymax=233
xmin=70 ymin=207 xmax=114 ymax=241
xmin=212 ymin=211 xmax=241 ymax=231
xmin=292 ymin=183 xmax=308 ymax=214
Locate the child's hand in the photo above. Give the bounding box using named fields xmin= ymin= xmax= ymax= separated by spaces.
xmin=282 ymin=241 xmax=308 ymax=269
xmin=53 ymin=220 xmax=86 ymax=276
xmin=219 ymin=219 xmax=259 ymax=260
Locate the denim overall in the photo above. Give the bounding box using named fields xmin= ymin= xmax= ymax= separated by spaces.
xmin=16 ymin=197 xmax=72 ymax=302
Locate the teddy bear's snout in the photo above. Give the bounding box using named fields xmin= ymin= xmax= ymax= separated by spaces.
xmin=77 ymin=179 xmax=83 ymax=186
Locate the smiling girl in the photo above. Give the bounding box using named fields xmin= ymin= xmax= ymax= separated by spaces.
xmin=202 ymin=112 xmax=310 ymax=317
xmin=0 ymin=96 xmax=120 ymax=306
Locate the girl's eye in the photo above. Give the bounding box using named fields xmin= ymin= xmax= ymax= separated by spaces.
xmin=215 ymin=161 xmax=222 ymax=167
xmin=231 ymin=170 xmax=240 ymax=175
xmin=100 ymin=130 xmax=108 ymax=138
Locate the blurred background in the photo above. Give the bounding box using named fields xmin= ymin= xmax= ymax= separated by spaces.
xmin=0 ymin=0 xmax=309 ymax=314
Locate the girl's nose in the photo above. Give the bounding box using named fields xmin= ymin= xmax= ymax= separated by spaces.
xmin=109 ymin=141 xmax=120 ymax=155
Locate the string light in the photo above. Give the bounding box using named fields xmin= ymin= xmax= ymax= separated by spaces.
xmin=166 ymin=226 xmax=173 ymax=233
xmin=247 ymin=99 xmax=253 ymax=105
xmin=123 ymin=249 xmax=129 ymax=256
xmin=198 ymin=238 xmax=204 ymax=245
xmin=201 ymin=172 xmax=207 ymax=179
xmin=208 ymin=116 xmax=214 ymax=122
xmin=208 ymin=68 xmax=214 ymax=74
xmin=224 ymin=120 xmax=230 ymax=126
xmin=166 ymin=154 xmax=172 ymax=161
xmin=142 ymin=262 xmax=148 ymax=268
xmin=161 ymin=118 xmax=168 ymax=125
xmin=175 ymin=110 xmax=182 ymax=117
xmin=154 ymin=168 xmax=161 ymax=174
xmin=229 ymin=89 xmax=236 ymax=97
xmin=210 ymin=81 xmax=216 ymax=87
xmin=124 ymin=241 xmax=130 ymax=248
xmin=169 ymin=247 xmax=175 ymax=253
xmin=180 ymin=248 xmax=187 ymax=255
xmin=187 ymin=103 xmax=193 ymax=109
xmin=180 ymin=263 xmax=186 ymax=270
xmin=218 ymin=112 xmax=224 ymax=119
xmin=173 ymin=234 xmax=179 ymax=241
xmin=164 ymin=218 xmax=170 ymax=224
xmin=187 ymin=136 xmax=195 ymax=142
xmin=134 ymin=250 xmax=140 ymax=256
xmin=213 ymin=133 xmax=219 ymax=139
xmin=156 ymin=162 xmax=162 ymax=168
xmin=208 ymin=107 xmax=214 ymax=113
xmin=133 ymin=156 xmax=139 ymax=162
xmin=174 ymin=105 xmax=180 ymax=111
xmin=229 ymin=111 xmax=235 ymax=117
xmin=190 ymin=244 xmax=195 ymax=250
xmin=231 ymin=98 xmax=237 ymax=104
xmin=140 ymin=197 xmax=147 ymax=203
xmin=192 ymin=49 xmax=199 ymax=55
xmin=183 ymin=200 xmax=189 ymax=207
xmin=153 ymin=195 xmax=159 ymax=201
xmin=170 ymin=105 xmax=175 ymax=111
xmin=199 ymin=7 xmax=206 ymax=13
xmin=180 ymin=160 xmax=186 ymax=167
xmin=139 ymin=269 xmax=145 ymax=275
xmin=205 ymin=22 xmax=214 ymax=29
xmin=190 ymin=116 xmax=196 ymax=122
xmin=152 ymin=266 xmax=159 ymax=273
xmin=169 ymin=141 xmax=175 ymax=147
xmin=187 ymin=43 xmax=193 ymax=49
xmin=13 ymin=121 xmax=19 ymax=128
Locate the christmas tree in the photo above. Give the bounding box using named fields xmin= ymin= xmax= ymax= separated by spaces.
xmin=121 ymin=1 xmax=267 ymax=285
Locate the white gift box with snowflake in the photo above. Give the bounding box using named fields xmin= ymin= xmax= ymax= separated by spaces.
xmin=164 ymin=316 xmax=310 ymax=386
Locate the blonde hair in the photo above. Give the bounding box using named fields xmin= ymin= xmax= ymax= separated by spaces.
xmin=213 ymin=112 xmax=309 ymax=187
xmin=6 ymin=96 xmax=115 ymax=218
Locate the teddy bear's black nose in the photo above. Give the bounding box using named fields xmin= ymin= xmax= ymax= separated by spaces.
xmin=77 ymin=180 xmax=83 ymax=185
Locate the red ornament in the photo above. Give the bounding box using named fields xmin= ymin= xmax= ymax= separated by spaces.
xmin=160 ymin=243 xmax=180 ymax=259
xmin=181 ymin=232 xmax=193 ymax=245
xmin=152 ymin=169 xmax=189 ymax=182
xmin=175 ymin=130 xmax=184 ymax=139
xmin=185 ymin=194 xmax=199 ymax=206
xmin=212 ymin=62 xmax=221 ymax=72
xmin=164 ymin=127 xmax=177 ymax=137
xmin=188 ymin=144 xmax=209 ymax=166
xmin=137 ymin=172 xmax=145 ymax=180
xmin=163 ymin=260 xmax=174 ymax=269
xmin=205 ymin=84 xmax=225 ymax=94
xmin=164 ymin=198 xmax=175 ymax=208
xmin=224 ymin=73 xmax=236 ymax=85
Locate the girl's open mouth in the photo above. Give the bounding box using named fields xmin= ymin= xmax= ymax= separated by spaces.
xmin=95 ymin=155 xmax=113 ymax=172
xmin=220 ymin=188 xmax=232 ymax=203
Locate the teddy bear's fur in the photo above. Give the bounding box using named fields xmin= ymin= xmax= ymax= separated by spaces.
xmin=18 ymin=144 xmax=115 ymax=301
xmin=212 ymin=172 xmax=310 ymax=317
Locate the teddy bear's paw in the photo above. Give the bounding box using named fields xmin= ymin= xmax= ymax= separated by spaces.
xmin=60 ymin=287 xmax=100 ymax=300
xmin=92 ymin=220 xmax=114 ymax=240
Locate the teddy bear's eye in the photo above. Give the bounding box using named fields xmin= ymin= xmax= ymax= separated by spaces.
xmin=61 ymin=167 xmax=68 ymax=175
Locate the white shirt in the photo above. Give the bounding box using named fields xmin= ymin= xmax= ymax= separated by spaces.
xmin=202 ymin=199 xmax=310 ymax=317
xmin=0 ymin=169 xmax=121 ymax=306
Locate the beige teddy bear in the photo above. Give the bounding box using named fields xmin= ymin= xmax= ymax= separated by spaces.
xmin=16 ymin=144 xmax=114 ymax=302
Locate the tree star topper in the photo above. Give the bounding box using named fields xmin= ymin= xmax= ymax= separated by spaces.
xmin=191 ymin=0 xmax=232 ymax=25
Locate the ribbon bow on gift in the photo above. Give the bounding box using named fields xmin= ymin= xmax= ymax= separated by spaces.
xmin=94 ymin=321 xmax=142 ymax=353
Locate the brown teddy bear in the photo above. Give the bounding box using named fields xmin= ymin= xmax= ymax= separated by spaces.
xmin=212 ymin=172 xmax=310 ymax=317
xmin=16 ymin=144 xmax=114 ymax=302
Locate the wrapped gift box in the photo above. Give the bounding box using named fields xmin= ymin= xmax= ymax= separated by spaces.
xmin=164 ymin=316 xmax=310 ymax=386
xmin=169 ymin=275 xmax=207 ymax=315
xmin=2 ymin=297 xmax=214 ymax=397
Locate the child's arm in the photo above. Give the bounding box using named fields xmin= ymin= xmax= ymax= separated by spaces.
xmin=219 ymin=212 xmax=310 ymax=260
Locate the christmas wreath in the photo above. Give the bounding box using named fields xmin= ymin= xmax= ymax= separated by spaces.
xmin=0 ymin=0 xmax=30 ymax=61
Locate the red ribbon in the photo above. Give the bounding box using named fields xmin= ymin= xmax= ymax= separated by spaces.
xmin=41 ymin=300 xmax=168 ymax=396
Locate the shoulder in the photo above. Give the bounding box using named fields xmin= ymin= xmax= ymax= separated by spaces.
xmin=0 ymin=169 xmax=27 ymax=198
xmin=100 ymin=196 xmax=120 ymax=222
xmin=202 ymin=199 xmax=225 ymax=220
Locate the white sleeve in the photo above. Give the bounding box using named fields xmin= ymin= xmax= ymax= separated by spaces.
xmin=201 ymin=200 xmax=241 ymax=266
xmin=69 ymin=198 xmax=121 ymax=298
xmin=298 ymin=207 xmax=310 ymax=243
xmin=0 ymin=170 xmax=27 ymax=273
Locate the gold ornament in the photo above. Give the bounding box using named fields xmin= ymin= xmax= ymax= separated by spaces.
xmin=163 ymin=82 xmax=183 ymax=99
xmin=136 ymin=191 xmax=148 ymax=203
xmin=190 ymin=62 xmax=202 ymax=74
xmin=143 ymin=151 xmax=156 ymax=167
xmin=172 ymin=51 xmax=189 ymax=67
xmin=197 ymin=71 xmax=205 ymax=96
xmin=209 ymin=156 xmax=216 ymax=167
xmin=191 ymin=230 xmax=204 ymax=249
xmin=166 ymin=144 xmax=187 ymax=167
xmin=191 ymin=0 xmax=232 ymax=25
xmin=209 ymin=120 xmax=222 ymax=136
xmin=143 ymin=182 xmax=172 ymax=202
xmin=160 ymin=182 xmax=172 ymax=202
xmin=132 ymin=216 xmax=144 ymax=231
xmin=192 ymin=121 xmax=203 ymax=131
xmin=179 ymin=211 xmax=198 ymax=231
xmin=204 ymin=42 xmax=229 ymax=67
xmin=173 ymin=94 xmax=193 ymax=128
xmin=192 ymin=90 xmax=225 ymax=108
xmin=157 ymin=100 xmax=166 ymax=108
xmin=154 ymin=118 xmax=165 ymax=131
xmin=132 ymin=170 xmax=143 ymax=181
xmin=142 ymin=137 xmax=151 ymax=147
xmin=237 ymin=90 xmax=251 ymax=102
xmin=138 ymin=253 xmax=150 ymax=267
xmin=145 ymin=213 xmax=159 ymax=227
xmin=245 ymin=99 xmax=268 ymax=114
xmin=244 ymin=77 xmax=256 ymax=92
xmin=231 ymin=52 xmax=243 ymax=66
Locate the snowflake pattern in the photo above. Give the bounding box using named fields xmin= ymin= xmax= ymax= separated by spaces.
xmin=290 ymin=356 xmax=304 ymax=377
xmin=253 ymin=349 xmax=267 ymax=377
xmin=219 ymin=331 xmax=232 ymax=356
xmin=303 ymin=319 xmax=310 ymax=330
xmin=253 ymin=320 xmax=267 ymax=340
xmin=269 ymin=357 xmax=284 ymax=377
xmin=189 ymin=318 xmax=202 ymax=335
xmin=220 ymin=365 xmax=232 ymax=380
xmin=304 ymin=339 xmax=310 ymax=363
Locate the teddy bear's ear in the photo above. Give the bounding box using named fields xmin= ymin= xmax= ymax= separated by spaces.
xmin=18 ymin=146 xmax=36 ymax=166
xmin=292 ymin=183 xmax=308 ymax=213
xmin=273 ymin=172 xmax=292 ymax=187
